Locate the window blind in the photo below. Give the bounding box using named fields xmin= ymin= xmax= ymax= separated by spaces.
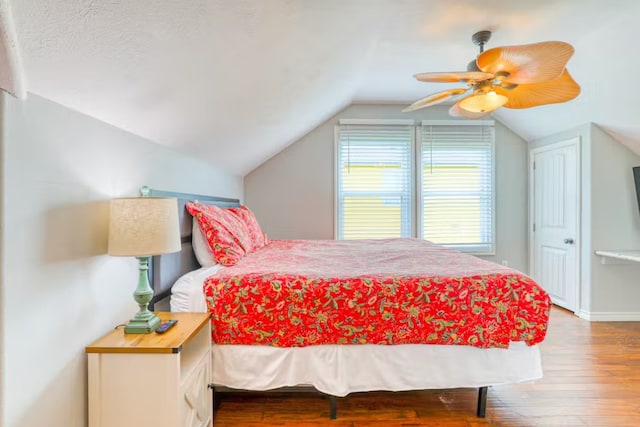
xmin=336 ymin=125 xmax=413 ymax=240
xmin=420 ymin=123 xmax=494 ymax=253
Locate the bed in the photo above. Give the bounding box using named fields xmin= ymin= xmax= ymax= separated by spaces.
xmin=145 ymin=187 xmax=551 ymax=419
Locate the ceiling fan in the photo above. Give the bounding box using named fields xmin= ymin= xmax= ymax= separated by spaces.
xmin=403 ymin=31 xmax=580 ymax=118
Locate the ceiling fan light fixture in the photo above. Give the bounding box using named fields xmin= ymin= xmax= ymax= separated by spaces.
xmin=459 ymin=91 xmax=508 ymax=113
xmin=405 ymin=31 xmax=579 ymax=115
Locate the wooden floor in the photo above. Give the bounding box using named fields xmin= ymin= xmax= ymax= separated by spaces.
xmin=213 ymin=307 xmax=640 ymax=426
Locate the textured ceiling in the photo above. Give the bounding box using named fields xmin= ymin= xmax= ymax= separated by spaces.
xmin=0 ymin=0 xmax=25 ymax=98
xmin=4 ymin=0 xmax=640 ymax=175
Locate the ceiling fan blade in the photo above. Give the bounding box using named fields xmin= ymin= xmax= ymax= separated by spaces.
xmin=494 ymin=69 xmax=581 ymax=109
xmin=477 ymin=41 xmax=575 ymax=85
xmin=403 ymin=88 xmax=468 ymax=112
xmin=414 ymin=71 xmax=493 ymax=83
xmin=448 ymin=98 xmax=495 ymax=119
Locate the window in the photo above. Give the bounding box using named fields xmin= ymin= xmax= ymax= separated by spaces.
xmin=336 ymin=124 xmax=413 ymax=239
xmin=420 ymin=122 xmax=494 ymax=253
xmin=336 ymin=120 xmax=494 ymax=254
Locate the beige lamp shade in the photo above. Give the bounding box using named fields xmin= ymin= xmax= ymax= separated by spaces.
xmin=108 ymin=197 xmax=181 ymax=257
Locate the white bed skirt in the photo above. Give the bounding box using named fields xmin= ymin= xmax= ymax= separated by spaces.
xmin=170 ymin=266 xmax=543 ymax=396
xmin=211 ymin=342 xmax=542 ymax=397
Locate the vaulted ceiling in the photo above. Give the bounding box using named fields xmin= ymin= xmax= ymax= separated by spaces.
xmin=2 ymin=0 xmax=639 ymax=175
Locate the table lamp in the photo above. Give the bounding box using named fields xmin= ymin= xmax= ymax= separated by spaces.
xmin=108 ymin=197 xmax=181 ymax=333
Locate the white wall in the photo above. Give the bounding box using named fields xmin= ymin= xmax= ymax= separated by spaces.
xmin=589 ymin=124 xmax=640 ymax=314
xmin=0 ymin=91 xmax=5 ymax=426
xmin=0 ymin=93 xmax=242 ymax=427
xmin=245 ymin=104 xmax=530 ymax=272
xmin=531 ymin=123 xmax=640 ymax=317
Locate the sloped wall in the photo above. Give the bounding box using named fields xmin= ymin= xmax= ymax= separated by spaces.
xmin=0 ymin=93 xmax=242 ymax=427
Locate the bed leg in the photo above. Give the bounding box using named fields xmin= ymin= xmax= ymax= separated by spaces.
xmin=328 ymin=395 xmax=337 ymax=419
xmin=476 ymin=386 xmax=488 ymax=418
xmin=210 ymin=384 xmax=221 ymax=415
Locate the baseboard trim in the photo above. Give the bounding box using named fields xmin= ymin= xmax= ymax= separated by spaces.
xmin=578 ymin=310 xmax=640 ymax=321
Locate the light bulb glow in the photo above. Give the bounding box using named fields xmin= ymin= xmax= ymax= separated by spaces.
xmin=459 ymin=91 xmax=508 ymax=113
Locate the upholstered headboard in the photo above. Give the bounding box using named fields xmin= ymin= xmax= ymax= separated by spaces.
xmin=142 ymin=187 xmax=240 ymax=310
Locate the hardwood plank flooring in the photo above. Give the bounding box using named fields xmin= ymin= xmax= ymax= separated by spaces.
xmin=213 ymin=307 xmax=640 ymax=426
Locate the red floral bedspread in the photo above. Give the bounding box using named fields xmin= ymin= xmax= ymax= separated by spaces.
xmin=203 ymin=239 xmax=551 ymax=349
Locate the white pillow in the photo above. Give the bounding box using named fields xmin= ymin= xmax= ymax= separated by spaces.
xmin=192 ymin=219 xmax=217 ymax=266
xmin=170 ymin=264 xmax=223 ymax=312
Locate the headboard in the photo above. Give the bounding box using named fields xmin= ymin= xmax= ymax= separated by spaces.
xmin=142 ymin=186 xmax=240 ymax=311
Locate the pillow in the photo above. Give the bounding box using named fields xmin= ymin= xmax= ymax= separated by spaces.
xmin=228 ymin=205 xmax=268 ymax=251
xmin=170 ymin=264 xmax=222 ymax=312
xmin=192 ymin=220 xmax=217 ymax=267
xmin=186 ymin=202 xmax=251 ymax=266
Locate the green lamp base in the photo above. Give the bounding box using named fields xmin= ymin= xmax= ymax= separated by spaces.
xmin=123 ymin=256 xmax=161 ymax=334
xmin=124 ymin=312 xmax=161 ymax=334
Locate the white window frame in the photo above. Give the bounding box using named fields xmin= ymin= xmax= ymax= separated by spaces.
xmin=334 ymin=119 xmax=495 ymax=255
xmin=334 ymin=120 xmax=415 ymax=240
xmin=418 ymin=120 xmax=496 ymax=255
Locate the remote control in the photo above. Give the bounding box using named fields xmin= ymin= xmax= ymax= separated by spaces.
xmin=155 ymin=319 xmax=178 ymax=334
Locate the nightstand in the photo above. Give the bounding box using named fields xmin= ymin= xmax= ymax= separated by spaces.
xmin=86 ymin=312 xmax=212 ymax=427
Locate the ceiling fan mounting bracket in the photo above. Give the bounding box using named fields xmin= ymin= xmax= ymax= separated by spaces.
xmin=472 ymin=31 xmax=492 ymax=52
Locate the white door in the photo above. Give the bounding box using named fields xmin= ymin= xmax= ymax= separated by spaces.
xmin=530 ymin=138 xmax=580 ymax=312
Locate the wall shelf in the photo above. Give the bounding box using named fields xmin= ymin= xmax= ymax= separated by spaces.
xmin=594 ymin=250 xmax=640 ymax=265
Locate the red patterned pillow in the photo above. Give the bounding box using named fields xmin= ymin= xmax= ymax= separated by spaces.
xmin=185 ymin=202 xmax=252 ymax=266
xmin=229 ymin=205 xmax=268 ymax=251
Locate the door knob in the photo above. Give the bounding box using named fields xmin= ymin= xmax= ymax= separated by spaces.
xmin=564 ymin=238 xmax=574 ymax=244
